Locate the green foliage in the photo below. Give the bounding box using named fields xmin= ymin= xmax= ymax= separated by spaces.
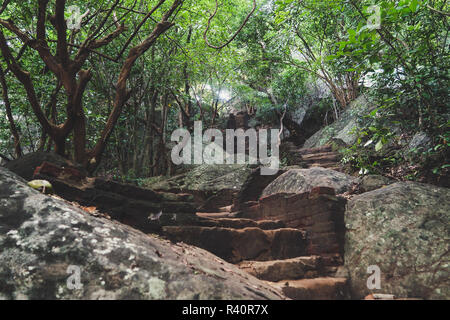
xmin=0 ymin=0 xmax=448 ymax=184
xmin=323 ymin=0 xmax=449 ymax=182
xmin=341 ymin=122 xmax=398 ymax=175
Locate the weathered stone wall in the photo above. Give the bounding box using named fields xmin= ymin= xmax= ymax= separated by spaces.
xmin=0 ymin=167 xmax=287 ymax=300
xmin=240 ymin=187 xmax=346 ymax=256
xmin=33 ymin=162 xmax=197 ymax=233
xmin=344 ymin=182 xmax=450 ymax=300
xmin=163 ymin=225 xmax=308 ymax=264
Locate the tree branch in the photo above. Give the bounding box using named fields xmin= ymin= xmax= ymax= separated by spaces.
xmin=35 ymin=0 xmax=60 ymax=75
xmin=0 ymin=0 xmax=10 ymax=15
xmin=89 ymin=0 xmax=182 ymax=169
xmin=204 ymin=0 xmax=256 ymax=50
xmin=115 ymin=0 xmax=166 ymax=60
xmin=427 ymin=4 xmax=450 ymax=16
xmin=0 ymin=67 xmax=22 ymax=158
xmin=0 ymin=31 xmax=56 ymax=136
xmin=54 ymin=0 xmax=69 ymax=66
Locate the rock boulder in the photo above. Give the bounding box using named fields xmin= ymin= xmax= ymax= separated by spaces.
xmin=303 ymin=95 xmax=374 ymax=148
xmin=359 ymin=174 xmax=394 ymax=193
xmin=5 ymin=151 xmax=85 ymax=180
xmin=344 ymin=182 xmax=450 ymax=300
xmin=0 ymin=167 xmax=286 ymax=300
xmin=145 ymin=164 xmax=254 ymax=212
xmin=262 ymin=167 xmax=357 ymax=197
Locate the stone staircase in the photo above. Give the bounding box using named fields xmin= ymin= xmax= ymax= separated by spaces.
xmin=162 ymin=214 xmax=349 ymax=300
xmin=284 ymin=143 xmax=343 ymax=172
xmin=270 ymin=277 xmax=349 ymax=300
xmin=32 ymin=154 xmax=350 ymax=300
xmin=239 ymin=256 xmax=348 ymax=300
xmin=160 ymin=145 xmax=350 ymax=300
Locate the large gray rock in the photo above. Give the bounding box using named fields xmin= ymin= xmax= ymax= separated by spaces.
xmin=5 ymin=151 xmax=85 ymax=181
xmin=304 ymin=95 xmax=374 ymax=148
xmin=262 ymin=167 xmax=357 ymax=197
xmin=407 ymin=132 xmax=432 ymax=152
xmin=0 ymin=167 xmax=285 ymax=300
xmin=405 ymin=131 xmax=433 ymax=162
xmin=344 ymin=182 xmax=450 ymax=300
xmin=145 ymin=164 xmax=254 ymax=211
xmin=162 ymin=225 xmax=308 ymax=264
xmin=359 ymin=174 xmax=394 ymax=193
xmin=146 ymin=164 xmax=253 ymax=194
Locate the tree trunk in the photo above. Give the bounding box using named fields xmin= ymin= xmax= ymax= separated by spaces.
xmin=0 ymin=68 xmax=22 ymax=158
xmin=88 ymin=17 xmax=178 ymax=173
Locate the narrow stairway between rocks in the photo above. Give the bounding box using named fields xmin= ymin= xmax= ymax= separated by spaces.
xmin=163 ymin=215 xmax=349 ymax=300
xmin=284 ymin=142 xmax=344 ymax=172
xmin=163 ymin=144 xmax=349 ymax=300
xmin=32 ymin=143 xmax=349 ymax=300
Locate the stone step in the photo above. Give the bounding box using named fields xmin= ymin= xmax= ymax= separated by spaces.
xmin=290 ymin=145 xmax=333 ymax=155
xmin=309 ymin=162 xmax=341 ymax=168
xmin=364 ymin=294 xmax=421 ymax=300
xmin=218 ymin=205 xmax=232 ymax=213
xmin=291 ymin=150 xmax=337 ymax=156
xmin=313 ymin=253 xmax=343 ymax=267
xmin=301 ymin=152 xmax=341 ymax=163
xmin=33 ymin=161 xmax=199 ymax=234
xmin=162 ymin=226 xmax=308 ymax=264
xmin=327 ymin=166 xmax=344 ymax=172
xmin=238 ymin=256 xmax=324 ymax=282
xmin=196 ymin=190 xmax=238 ymax=213
xmin=269 ymin=277 xmax=349 ymax=300
xmin=196 ymin=212 xmax=232 ymax=219
xmin=193 ymin=216 xmax=286 ymax=230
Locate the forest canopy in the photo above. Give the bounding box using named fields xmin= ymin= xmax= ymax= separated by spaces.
xmin=0 ymin=0 xmax=448 ymax=182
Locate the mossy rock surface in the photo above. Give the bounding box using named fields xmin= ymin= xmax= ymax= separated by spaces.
xmin=144 ymin=164 xmax=254 ymax=194
xmin=5 ymin=152 xmax=84 ymax=181
xmin=304 ymin=95 xmax=375 ymax=148
xmin=262 ymin=167 xmax=357 ymax=197
xmin=0 ymin=167 xmax=286 ymax=300
xmin=344 ymin=181 xmax=450 ymax=300
xmin=143 ymin=164 xmax=255 ymax=211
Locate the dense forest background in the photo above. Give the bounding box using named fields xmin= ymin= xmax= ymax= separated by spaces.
xmin=0 ymin=0 xmax=448 ymax=184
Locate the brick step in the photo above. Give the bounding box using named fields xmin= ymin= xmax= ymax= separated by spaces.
xmin=162 ymin=226 xmax=308 ymax=264
xmin=301 ymin=152 xmax=341 ymax=162
xmin=289 ymin=150 xmax=337 ymax=157
xmin=288 ymin=145 xmax=333 ymax=155
xmin=217 ymin=205 xmax=232 ymax=213
xmin=193 ymin=216 xmax=286 ymax=230
xmin=309 ymin=162 xmax=341 ymax=169
xmin=269 ymin=277 xmax=349 ymax=300
xmin=327 ymin=166 xmax=344 ymax=172
xmin=238 ymin=256 xmax=324 ymax=282
xmin=196 ymin=212 xmax=233 ymax=219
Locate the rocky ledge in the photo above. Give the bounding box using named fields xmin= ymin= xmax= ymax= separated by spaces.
xmin=0 ymin=167 xmax=286 ymax=300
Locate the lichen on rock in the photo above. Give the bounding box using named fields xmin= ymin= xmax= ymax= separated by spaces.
xmin=344 ymin=181 xmax=450 ymax=300
xmin=0 ymin=167 xmax=286 ymax=300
